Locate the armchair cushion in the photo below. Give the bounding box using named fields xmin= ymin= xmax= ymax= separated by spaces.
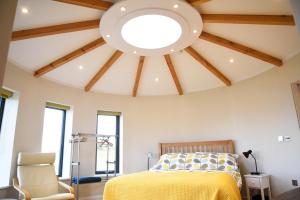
xmin=18 ymin=153 xmax=55 ymax=165
xmin=17 ymin=165 xmax=58 ymax=197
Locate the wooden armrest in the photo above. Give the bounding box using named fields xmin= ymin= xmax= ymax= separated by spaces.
xmin=58 ymin=181 xmax=75 ymax=195
xmin=13 ymin=178 xmax=31 ymax=200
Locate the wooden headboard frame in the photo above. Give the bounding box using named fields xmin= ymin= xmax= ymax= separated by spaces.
xmin=159 ymin=140 xmax=235 ymax=156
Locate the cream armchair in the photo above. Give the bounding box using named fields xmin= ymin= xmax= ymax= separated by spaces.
xmin=13 ymin=152 xmax=75 ymax=200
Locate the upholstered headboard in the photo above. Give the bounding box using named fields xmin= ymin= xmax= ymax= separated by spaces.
xmin=159 ymin=140 xmax=235 ymax=156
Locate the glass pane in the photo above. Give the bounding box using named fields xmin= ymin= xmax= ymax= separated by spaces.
xmin=41 ymin=108 xmax=64 ymax=174
xmin=97 ymin=115 xmax=116 ymax=135
xmin=0 ymin=98 xmax=5 ymax=134
xmin=96 ymin=115 xmax=117 ymax=172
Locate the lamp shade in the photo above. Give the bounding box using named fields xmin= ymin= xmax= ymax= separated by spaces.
xmin=243 ymin=150 xmax=252 ymax=158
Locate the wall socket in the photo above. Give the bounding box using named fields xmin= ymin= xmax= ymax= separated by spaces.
xmin=292 ymin=179 xmax=298 ymax=186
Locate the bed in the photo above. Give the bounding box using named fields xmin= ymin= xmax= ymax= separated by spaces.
xmin=103 ymin=140 xmax=242 ymax=200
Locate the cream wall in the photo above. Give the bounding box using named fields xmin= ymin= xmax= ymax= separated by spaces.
xmin=0 ymin=0 xmax=17 ymax=85
xmin=2 ymin=53 xmax=300 ymax=196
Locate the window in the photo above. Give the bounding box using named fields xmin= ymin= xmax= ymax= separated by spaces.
xmin=42 ymin=102 xmax=69 ymax=177
xmin=0 ymin=88 xmax=18 ymax=187
xmin=0 ymin=88 xmax=12 ymax=134
xmin=0 ymin=97 xmax=6 ymax=133
xmin=96 ymin=111 xmax=121 ymax=174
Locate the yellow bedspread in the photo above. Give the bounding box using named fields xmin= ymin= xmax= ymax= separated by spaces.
xmin=104 ymin=171 xmax=241 ymax=200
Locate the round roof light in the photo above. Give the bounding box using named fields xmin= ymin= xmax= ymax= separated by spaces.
xmin=121 ymin=15 xmax=182 ymax=49
xmin=100 ymin=0 xmax=203 ymax=56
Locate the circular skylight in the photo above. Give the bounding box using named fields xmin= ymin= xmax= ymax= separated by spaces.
xmin=121 ymin=15 xmax=182 ymax=49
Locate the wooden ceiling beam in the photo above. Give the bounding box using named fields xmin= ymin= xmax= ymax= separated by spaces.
xmin=85 ymin=50 xmax=123 ymax=92
xmin=202 ymin=14 xmax=295 ymax=25
xmin=164 ymin=55 xmax=183 ymax=95
xmin=12 ymin=19 xmax=100 ymax=41
xmin=132 ymin=56 xmax=145 ymax=97
xmin=54 ymin=0 xmax=113 ymax=11
xmin=187 ymin=0 xmax=211 ymax=6
xmin=185 ymin=46 xmax=232 ymax=86
xmin=34 ymin=38 xmax=105 ymax=77
xmin=199 ymin=31 xmax=283 ymax=66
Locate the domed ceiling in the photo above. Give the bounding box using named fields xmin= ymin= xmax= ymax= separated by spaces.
xmin=8 ymin=0 xmax=300 ymax=96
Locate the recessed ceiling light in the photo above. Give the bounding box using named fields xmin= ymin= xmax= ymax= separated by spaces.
xmin=229 ymin=58 xmax=234 ymax=63
xmin=21 ymin=7 xmax=29 ymax=14
xmin=173 ymin=4 xmax=179 ymax=9
xmin=78 ymin=65 xmax=84 ymax=70
xmin=155 ymin=77 xmax=160 ymax=82
xmin=193 ymin=29 xmax=198 ymax=34
xmin=120 ymin=7 xmax=126 ymax=11
xmin=121 ymin=14 xmax=182 ymax=49
xmin=106 ymin=34 xmax=111 ymax=38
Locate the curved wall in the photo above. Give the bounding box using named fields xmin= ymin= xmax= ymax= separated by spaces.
xmin=3 ymin=53 xmax=300 ymax=196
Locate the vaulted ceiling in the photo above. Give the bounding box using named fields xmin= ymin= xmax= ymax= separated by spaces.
xmin=8 ymin=0 xmax=300 ymax=96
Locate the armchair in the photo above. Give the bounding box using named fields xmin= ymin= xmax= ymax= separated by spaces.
xmin=13 ymin=152 xmax=75 ymax=200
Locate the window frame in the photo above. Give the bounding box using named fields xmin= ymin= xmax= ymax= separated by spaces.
xmin=292 ymin=81 xmax=300 ymax=129
xmin=0 ymin=97 xmax=6 ymax=134
xmin=95 ymin=114 xmax=120 ymax=175
xmin=44 ymin=106 xmax=67 ymax=177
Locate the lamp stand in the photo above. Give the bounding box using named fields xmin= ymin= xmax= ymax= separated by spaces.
xmin=250 ymin=154 xmax=260 ymax=175
xmin=147 ymin=152 xmax=153 ymax=170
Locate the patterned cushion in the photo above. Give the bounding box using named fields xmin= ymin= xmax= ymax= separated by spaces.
xmin=151 ymin=153 xmax=186 ymax=171
xmin=185 ymin=152 xmax=201 ymax=170
xmin=151 ymin=152 xmax=239 ymax=172
xmin=200 ymin=153 xmax=218 ymax=170
xmin=185 ymin=152 xmax=239 ymax=172
xmin=216 ymin=153 xmax=239 ymax=171
xmin=169 ymin=154 xmax=186 ymax=170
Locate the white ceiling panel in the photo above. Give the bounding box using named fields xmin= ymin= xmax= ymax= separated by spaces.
xmin=199 ymin=0 xmax=292 ymax=15
xmin=91 ymin=54 xmax=139 ymax=95
xmin=203 ymin=24 xmax=300 ymax=60
xmin=9 ymin=29 xmax=101 ymax=71
xmin=138 ymin=56 xmax=176 ymax=96
xmin=44 ymin=44 xmax=115 ymax=89
xmin=14 ymin=0 xmax=103 ymax=30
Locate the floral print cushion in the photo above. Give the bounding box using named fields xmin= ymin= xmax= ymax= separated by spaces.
xmin=185 ymin=152 xmax=201 ymax=170
xmin=151 ymin=152 xmax=239 ymax=172
xmin=217 ymin=153 xmax=239 ymax=171
xmin=151 ymin=153 xmax=187 ymax=170
xmin=199 ymin=153 xmax=219 ymax=170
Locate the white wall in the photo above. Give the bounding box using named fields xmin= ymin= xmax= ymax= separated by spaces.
xmin=0 ymin=0 xmax=17 ymax=86
xmin=2 ymin=52 xmax=300 ymax=196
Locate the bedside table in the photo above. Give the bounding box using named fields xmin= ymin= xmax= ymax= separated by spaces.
xmin=244 ymin=174 xmax=271 ymax=200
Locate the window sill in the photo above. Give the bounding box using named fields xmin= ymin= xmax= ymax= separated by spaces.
xmin=97 ymin=173 xmax=121 ymax=179
xmin=59 ymin=177 xmax=71 ymax=181
xmin=0 ymin=185 xmax=11 ymax=190
xmin=58 ymin=174 xmax=122 ymax=182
